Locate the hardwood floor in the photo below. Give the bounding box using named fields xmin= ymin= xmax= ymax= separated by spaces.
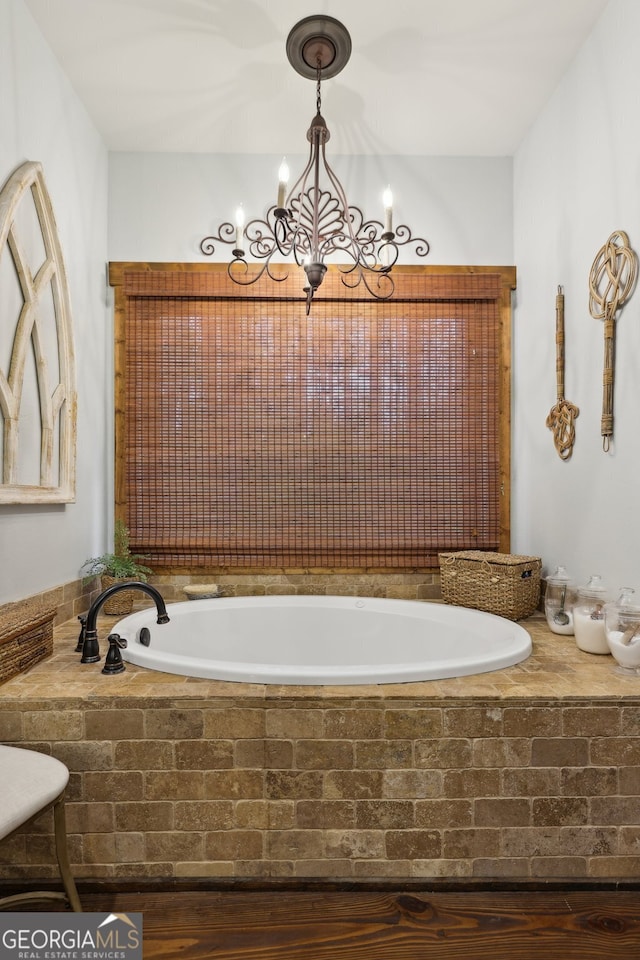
xmin=39 ymin=888 xmax=640 ymax=959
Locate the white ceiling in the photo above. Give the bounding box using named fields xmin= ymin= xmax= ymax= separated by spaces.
xmin=24 ymin=0 xmax=610 ymax=157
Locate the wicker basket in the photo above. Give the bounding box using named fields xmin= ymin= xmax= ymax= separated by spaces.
xmin=0 ymin=598 xmax=56 ymax=683
xmin=439 ymin=551 xmax=541 ymax=621
xmin=100 ymin=575 xmax=138 ymax=615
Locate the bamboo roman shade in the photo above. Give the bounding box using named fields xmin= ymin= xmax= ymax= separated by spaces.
xmin=115 ymin=266 xmax=511 ymax=570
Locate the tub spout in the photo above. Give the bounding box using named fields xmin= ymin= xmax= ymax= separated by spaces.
xmin=81 ymin=581 xmax=170 ymax=663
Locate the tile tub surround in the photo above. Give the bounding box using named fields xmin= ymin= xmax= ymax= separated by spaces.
xmin=151 ymin=572 xmax=442 ymax=603
xmin=2 ymin=614 xmax=640 ymax=883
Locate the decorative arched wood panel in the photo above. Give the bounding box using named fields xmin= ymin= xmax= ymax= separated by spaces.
xmin=0 ymin=161 xmax=76 ymax=503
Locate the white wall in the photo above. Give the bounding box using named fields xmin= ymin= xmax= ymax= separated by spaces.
xmin=513 ymin=0 xmax=640 ymax=592
xmin=108 ymin=152 xmax=513 ymax=266
xmin=0 ymin=0 xmax=109 ymax=604
xmin=11 ymin=0 xmax=632 ymax=605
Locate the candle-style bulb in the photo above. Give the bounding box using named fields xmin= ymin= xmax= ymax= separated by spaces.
xmin=383 ymin=186 xmax=393 ymax=234
xmin=235 ymin=204 xmax=245 ymax=251
xmin=277 ymin=158 xmax=289 ymax=208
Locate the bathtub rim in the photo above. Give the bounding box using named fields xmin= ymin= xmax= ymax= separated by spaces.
xmin=114 ymin=595 xmax=532 ymax=686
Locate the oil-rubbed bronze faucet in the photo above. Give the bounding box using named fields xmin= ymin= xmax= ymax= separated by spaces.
xmin=80 ymin=581 xmax=170 ymax=663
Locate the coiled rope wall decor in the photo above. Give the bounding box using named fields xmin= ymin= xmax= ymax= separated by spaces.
xmin=546 ymin=285 xmax=579 ymax=460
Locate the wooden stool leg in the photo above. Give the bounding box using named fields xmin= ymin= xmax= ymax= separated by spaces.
xmin=53 ymin=794 xmax=82 ymax=912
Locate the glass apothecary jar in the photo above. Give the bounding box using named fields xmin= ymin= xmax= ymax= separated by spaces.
xmin=544 ymin=565 xmax=575 ymax=635
xmin=573 ymin=575 xmax=610 ymax=654
xmin=605 ymin=588 xmax=640 ymax=674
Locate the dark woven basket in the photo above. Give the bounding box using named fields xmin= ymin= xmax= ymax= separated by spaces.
xmin=439 ymin=551 xmax=541 ymax=621
xmin=0 ymin=598 xmax=56 ymax=683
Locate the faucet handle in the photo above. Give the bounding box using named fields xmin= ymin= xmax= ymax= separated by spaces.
xmin=102 ymin=633 xmax=128 ymax=675
xmin=75 ymin=614 xmax=87 ymax=653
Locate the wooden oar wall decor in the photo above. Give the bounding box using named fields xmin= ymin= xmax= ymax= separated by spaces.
xmin=546 ymin=285 xmax=579 ymax=460
xmin=588 ymin=230 xmax=638 ymax=452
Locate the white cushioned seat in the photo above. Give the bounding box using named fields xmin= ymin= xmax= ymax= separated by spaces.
xmin=0 ymin=745 xmax=69 ymax=839
xmin=0 ymin=744 xmax=81 ymax=911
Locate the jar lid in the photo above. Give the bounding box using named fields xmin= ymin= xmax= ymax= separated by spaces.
xmin=619 ymin=602 xmax=640 ymax=616
xmin=616 ymin=586 xmax=636 ymax=604
xmin=578 ymin=574 xmax=609 ymax=599
xmin=546 ymin=565 xmax=573 ymax=584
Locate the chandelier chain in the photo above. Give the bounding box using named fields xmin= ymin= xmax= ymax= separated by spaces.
xmin=316 ymin=59 xmax=322 ymax=115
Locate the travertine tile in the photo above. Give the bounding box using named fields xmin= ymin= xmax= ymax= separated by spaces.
xmin=295 ymin=739 xmax=354 ymax=769
xmin=561 ymin=766 xmax=617 ymax=796
xmin=503 ymin=707 xmax=563 ymax=737
xmin=265 ymin=770 xmax=323 ymax=799
xmin=173 ymin=800 xmax=234 ymax=831
xmin=83 ymin=833 xmax=116 ymax=863
xmin=115 ymin=832 xmax=145 ymax=863
xmin=357 ymin=859 xmax=414 ymax=877
xmin=354 ymin=740 xmax=413 ymax=769
xmin=325 ymin=829 xmax=385 ymax=860
xmin=354 ymin=800 xmax=414 ymax=829
xmin=415 ymin=799 xmax=473 ymax=829
xmin=531 ymin=737 xmax=589 ymax=767
xmin=443 ymin=707 xmax=503 ymax=738
xmin=443 ymin=828 xmax=500 ymax=859
xmin=234 ymin=739 xmax=293 ymax=768
xmin=412 ymin=858 xmax=473 ymax=877
xmin=532 ymin=797 xmax=588 ymax=826
xmin=85 ymin=709 xmax=144 ymax=740
xmin=501 ymin=768 xmax=561 ymax=797
xmin=382 ymin=769 xmax=442 ymax=799
xmin=145 ymin=832 xmax=204 ymax=862
xmin=618 ymin=766 xmax=640 ymax=794
xmin=4 ymin=605 xmax=640 ymax=882
xmin=324 ymin=708 xmax=383 ymax=738
xmin=115 ymin=801 xmax=173 ymax=832
xmin=66 ymin=802 xmax=114 ymax=834
xmin=204 ymin=770 xmax=263 ymax=800
xmin=204 ymin=830 xmax=264 ymax=860
xmin=115 ymin=740 xmax=173 ymax=769
xmin=475 ymin=798 xmax=531 ymax=827
xmin=55 ymin=740 xmax=114 ymax=771
xmin=267 ymin=829 xmax=324 ymax=860
xmin=562 ymin=706 xmax=621 ymax=736
xmin=384 ymin=708 xmax=443 ymax=738
xmin=324 ymin=770 xmax=383 ymax=800
xmin=443 ymin=769 xmax=501 ymax=798
xmin=588 ymin=856 xmax=640 ymax=877
xmin=144 ymin=707 xmax=204 ymax=739
xmin=145 ymin=771 xmax=205 ymax=800
xmin=291 ymin=859 xmax=353 ymax=877
xmin=531 ymin=856 xmax=587 ymax=877
xmin=296 ymin=801 xmax=355 ymax=829
xmin=204 ymin=708 xmax=266 ymax=738
xmin=386 ymin=830 xmax=441 ymax=859
xmin=266 ymin=709 xmax=323 ymax=738
xmin=590 ymin=796 xmax=640 ymax=825
xmin=415 ymin=738 xmax=472 ymax=769
xmin=23 ymin=709 xmax=84 ymax=741
xmin=473 ymin=858 xmax=529 ymax=877
xmin=175 ymin=740 xmax=234 ymax=769
xmin=84 ymin=771 xmax=144 ymax=802
xmin=590 ymin=737 xmax=640 ymax=766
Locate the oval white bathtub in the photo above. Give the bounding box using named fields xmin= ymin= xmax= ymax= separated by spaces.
xmin=113 ymin=595 xmax=531 ymax=685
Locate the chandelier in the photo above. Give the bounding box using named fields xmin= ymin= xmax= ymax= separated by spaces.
xmin=199 ymin=15 xmax=429 ymax=314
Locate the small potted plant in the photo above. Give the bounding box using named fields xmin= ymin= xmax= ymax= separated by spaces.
xmin=82 ymin=519 xmax=152 ymax=614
